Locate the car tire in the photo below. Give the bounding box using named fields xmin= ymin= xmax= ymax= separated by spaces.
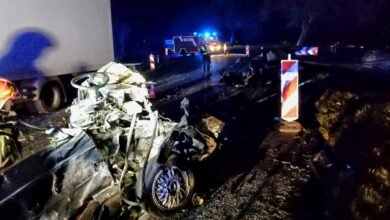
xmin=146 ymin=162 xmax=195 ymax=216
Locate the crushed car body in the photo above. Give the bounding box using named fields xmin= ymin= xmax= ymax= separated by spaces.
xmin=0 ymin=62 xmax=224 ymax=219
xmin=68 ymin=62 xmax=225 ymax=216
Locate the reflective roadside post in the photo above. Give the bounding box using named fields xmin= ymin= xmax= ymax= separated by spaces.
xmin=245 ymin=45 xmax=250 ymax=57
xmin=295 ymin=47 xmax=319 ymax=56
xmin=149 ymin=53 xmax=155 ymax=70
xmin=279 ymin=54 xmax=302 ymax=133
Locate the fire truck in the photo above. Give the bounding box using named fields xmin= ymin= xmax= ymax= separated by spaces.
xmin=172 ymin=35 xmax=206 ymax=55
xmin=167 ymin=31 xmax=222 ymax=55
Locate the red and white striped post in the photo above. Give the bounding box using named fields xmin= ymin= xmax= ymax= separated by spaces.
xmin=149 ymin=53 xmax=155 ymax=70
xmin=295 ymin=47 xmax=319 ymax=56
xmin=281 ymin=55 xmax=299 ymax=122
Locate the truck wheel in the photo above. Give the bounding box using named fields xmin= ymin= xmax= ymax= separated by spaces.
xmin=180 ymin=49 xmax=187 ymax=56
xmin=147 ymin=164 xmax=194 ymax=215
xmin=26 ymin=83 xmax=62 ymax=113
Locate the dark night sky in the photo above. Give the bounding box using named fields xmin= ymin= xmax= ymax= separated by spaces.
xmin=111 ymin=0 xmax=390 ymax=60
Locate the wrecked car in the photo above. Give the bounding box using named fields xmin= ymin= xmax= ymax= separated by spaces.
xmin=0 ymin=62 xmax=224 ymax=219
xmin=68 ymin=62 xmax=225 ymax=216
xmin=219 ymin=50 xmax=281 ymax=89
xmin=219 ymin=57 xmax=255 ymax=88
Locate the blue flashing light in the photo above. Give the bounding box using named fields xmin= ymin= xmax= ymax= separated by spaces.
xmin=205 ymin=32 xmax=210 ymax=38
xmin=193 ymin=32 xmax=198 ymax=36
xmin=212 ymin=32 xmax=217 ymax=36
xmin=210 ymin=36 xmax=214 ymax=40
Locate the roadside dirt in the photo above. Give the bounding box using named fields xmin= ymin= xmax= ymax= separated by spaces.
xmin=169 ymin=130 xmax=318 ymax=220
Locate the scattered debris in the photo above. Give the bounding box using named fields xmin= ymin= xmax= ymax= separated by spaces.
xmin=309 ymin=150 xmax=334 ymax=179
xmin=191 ymin=194 xmax=204 ymax=206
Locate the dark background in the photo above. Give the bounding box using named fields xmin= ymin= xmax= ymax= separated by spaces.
xmin=111 ymin=0 xmax=390 ymax=61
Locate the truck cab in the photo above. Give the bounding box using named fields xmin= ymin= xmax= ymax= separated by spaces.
xmin=173 ymin=36 xmax=205 ymax=55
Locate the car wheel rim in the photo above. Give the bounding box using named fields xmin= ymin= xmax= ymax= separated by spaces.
xmin=152 ymin=166 xmax=190 ymax=210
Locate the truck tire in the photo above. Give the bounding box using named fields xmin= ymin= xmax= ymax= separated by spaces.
xmin=26 ymin=83 xmax=62 ymax=113
xmin=180 ymin=49 xmax=187 ymax=56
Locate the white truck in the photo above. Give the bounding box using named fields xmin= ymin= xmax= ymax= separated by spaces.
xmin=0 ymin=0 xmax=114 ymax=113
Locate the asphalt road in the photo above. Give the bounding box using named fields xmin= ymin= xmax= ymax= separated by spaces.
xmin=152 ymin=54 xmax=247 ymax=108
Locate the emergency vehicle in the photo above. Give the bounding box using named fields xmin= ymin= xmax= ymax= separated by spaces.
xmin=172 ymin=35 xmax=206 ymax=55
xmin=208 ymin=40 xmax=223 ymax=53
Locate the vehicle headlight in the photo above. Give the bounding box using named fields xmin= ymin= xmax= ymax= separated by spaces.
xmin=216 ymin=45 xmax=222 ymax=51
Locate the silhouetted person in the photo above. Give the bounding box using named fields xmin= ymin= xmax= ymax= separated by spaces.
xmin=200 ymin=45 xmax=211 ymax=78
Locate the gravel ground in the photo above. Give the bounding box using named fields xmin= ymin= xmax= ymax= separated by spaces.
xmin=169 ymin=130 xmax=317 ymax=220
